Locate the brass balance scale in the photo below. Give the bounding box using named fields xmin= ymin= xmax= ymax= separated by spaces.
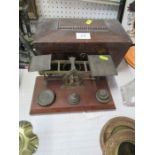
xmin=29 ymin=18 xmax=132 ymax=115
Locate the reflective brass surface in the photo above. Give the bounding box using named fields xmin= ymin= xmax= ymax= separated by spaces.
xmin=100 ymin=117 xmax=135 ymax=155
xmin=105 ymin=129 xmax=135 ymax=155
xmin=19 ymin=121 xmax=39 ymax=155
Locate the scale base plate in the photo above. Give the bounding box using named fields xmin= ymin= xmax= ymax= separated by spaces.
xmin=30 ymin=76 xmax=116 ymax=115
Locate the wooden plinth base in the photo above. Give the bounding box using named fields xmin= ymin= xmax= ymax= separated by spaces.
xmin=30 ymin=76 xmax=116 ymax=115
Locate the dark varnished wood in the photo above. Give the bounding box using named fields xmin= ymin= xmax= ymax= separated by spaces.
xmin=33 ymin=18 xmax=132 ymax=67
xmin=30 ymin=76 xmax=116 ymax=115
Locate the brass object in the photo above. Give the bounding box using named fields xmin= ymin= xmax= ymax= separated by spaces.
xmin=68 ymin=93 xmax=80 ymax=105
xmin=29 ymin=55 xmax=51 ymax=72
xmin=63 ymin=57 xmax=83 ymax=87
xmin=100 ymin=117 xmax=135 ymax=155
xmin=38 ymin=89 xmax=55 ymax=106
xmin=37 ymin=60 xmax=90 ymax=75
xmin=96 ymin=89 xmax=110 ymax=103
xmin=63 ymin=69 xmax=83 ymax=87
xmin=19 ymin=121 xmax=39 ymax=155
xmin=104 ymin=129 xmax=135 ymax=155
xmin=88 ymin=55 xmax=117 ymax=77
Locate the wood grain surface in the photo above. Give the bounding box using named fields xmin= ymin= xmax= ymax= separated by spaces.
xmin=30 ymin=76 xmax=116 ymax=115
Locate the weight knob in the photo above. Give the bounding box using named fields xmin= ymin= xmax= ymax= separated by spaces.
xmin=96 ymin=89 xmax=110 ymax=103
xmin=68 ymin=93 xmax=80 ymax=105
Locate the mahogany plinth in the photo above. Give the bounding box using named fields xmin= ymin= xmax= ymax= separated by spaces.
xmin=30 ymin=76 xmax=116 ymax=115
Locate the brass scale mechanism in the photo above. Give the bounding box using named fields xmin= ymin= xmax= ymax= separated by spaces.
xmin=41 ymin=55 xmax=88 ymax=87
xmin=29 ymin=53 xmax=117 ymax=107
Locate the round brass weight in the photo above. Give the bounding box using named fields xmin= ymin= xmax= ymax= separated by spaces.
xmin=68 ymin=93 xmax=80 ymax=105
xmin=104 ymin=129 xmax=135 ymax=155
xmin=96 ymin=89 xmax=111 ymax=103
xmin=100 ymin=117 xmax=135 ymax=155
xmin=38 ymin=89 xmax=55 ymax=106
xmin=19 ymin=121 xmax=39 ymax=155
